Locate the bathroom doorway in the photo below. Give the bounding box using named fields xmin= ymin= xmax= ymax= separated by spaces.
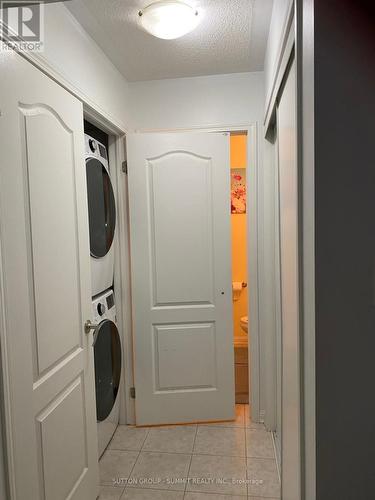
xmin=125 ymin=125 xmax=260 ymax=426
xmin=230 ymin=132 xmax=250 ymax=406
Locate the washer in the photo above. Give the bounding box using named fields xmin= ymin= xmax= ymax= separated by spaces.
xmin=85 ymin=134 xmax=116 ymax=297
xmin=92 ymin=289 xmax=122 ymax=457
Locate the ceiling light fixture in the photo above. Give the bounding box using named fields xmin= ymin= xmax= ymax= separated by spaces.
xmin=138 ymin=1 xmax=201 ymax=40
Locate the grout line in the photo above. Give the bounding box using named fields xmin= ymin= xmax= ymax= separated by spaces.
xmin=139 ymin=427 xmax=151 ymax=452
xmin=184 ymin=486 xmax=247 ymax=498
xmin=271 ymin=431 xmax=281 ymax=483
xmin=121 ymin=427 xmax=150 ymax=495
xmin=105 ymin=446 xmax=275 ymax=459
xmin=125 ymin=485 xmax=186 ymax=494
xmin=183 ymin=424 xmax=198 ymax=499
xmin=197 ymin=424 xmax=245 ymax=428
xmin=122 ymin=484 xmax=248 ymax=497
xmin=100 ymin=484 xmax=126 ymax=497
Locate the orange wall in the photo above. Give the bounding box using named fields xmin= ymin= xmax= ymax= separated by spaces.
xmin=230 ymin=134 xmax=248 ymax=339
xmin=230 ymin=134 xmax=247 ymax=168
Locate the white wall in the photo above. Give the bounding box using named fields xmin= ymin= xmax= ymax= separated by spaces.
xmin=128 ymin=72 xmax=264 ymax=131
xmin=40 ymin=3 xmax=131 ymax=130
xmin=264 ymin=0 xmax=293 ymax=110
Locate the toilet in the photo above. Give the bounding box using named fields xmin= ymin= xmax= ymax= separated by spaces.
xmin=240 ymin=315 xmax=248 ymax=333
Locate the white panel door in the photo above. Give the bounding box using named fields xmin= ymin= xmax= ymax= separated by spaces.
xmin=0 ymin=52 xmax=98 ymax=499
xmin=277 ymin=58 xmax=301 ymax=499
xmin=128 ymin=132 xmax=234 ymax=425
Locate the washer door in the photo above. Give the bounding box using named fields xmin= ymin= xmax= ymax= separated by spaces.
xmin=94 ymin=319 xmax=122 ymax=422
xmin=86 ymin=158 xmax=116 ymax=258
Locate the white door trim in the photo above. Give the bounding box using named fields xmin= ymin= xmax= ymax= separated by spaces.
xmin=83 ymin=106 xmax=135 ymax=426
xmin=297 ymin=1 xmax=316 ymax=498
xmin=264 ymin=1 xmax=295 ymax=132
xmin=246 ymin=125 xmax=261 ymax=422
xmin=0 ymin=224 xmax=15 ymax=498
xmin=128 ymin=123 xmax=261 ymax=423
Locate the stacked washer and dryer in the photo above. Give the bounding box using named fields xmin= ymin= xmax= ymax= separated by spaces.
xmin=85 ymin=133 xmax=122 ymax=457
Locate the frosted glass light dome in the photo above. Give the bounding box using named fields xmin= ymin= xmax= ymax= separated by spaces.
xmin=138 ymin=1 xmax=201 ymax=40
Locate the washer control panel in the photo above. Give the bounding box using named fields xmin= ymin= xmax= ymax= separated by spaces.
xmin=92 ymin=289 xmax=116 ymax=324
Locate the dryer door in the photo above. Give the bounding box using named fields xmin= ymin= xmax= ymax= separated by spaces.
xmin=94 ymin=319 xmax=122 ymax=421
xmin=86 ymin=158 xmax=116 ymax=258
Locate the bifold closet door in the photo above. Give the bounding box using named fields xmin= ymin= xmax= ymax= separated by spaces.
xmin=0 ymin=52 xmax=98 ymax=499
xmin=277 ymin=57 xmax=301 ymax=499
xmin=127 ymin=132 xmax=234 ymax=425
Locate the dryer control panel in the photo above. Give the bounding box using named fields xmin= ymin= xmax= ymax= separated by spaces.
xmin=85 ymin=134 xmax=108 ymax=161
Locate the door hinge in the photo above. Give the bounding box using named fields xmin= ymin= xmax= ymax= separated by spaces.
xmin=130 ymin=387 xmax=136 ymax=399
xmin=122 ymin=160 xmax=128 ymax=174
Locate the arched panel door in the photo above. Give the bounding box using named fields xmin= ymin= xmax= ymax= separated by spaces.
xmin=127 ymin=132 xmax=234 ymax=426
xmin=0 ymin=52 xmax=98 ymax=499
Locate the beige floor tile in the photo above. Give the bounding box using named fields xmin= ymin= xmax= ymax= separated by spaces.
xmin=129 ymin=451 xmax=191 ymax=491
xmin=193 ymin=426 xmax=246 ymax=457
xmin=244 ymin=406 xmax=266 ymax=430
xmin=142 ymin=425 xmax=196 ymax=453
xmin=185 ymin=492 xmax=246 ymax=499
xmin=121 ymin=487 xmax=184 ymax=499
xmin=187 ymin=454 xmax=247 ymax=496
xmin=247 ymin=458 xmax=280 ymax=498
xmin=199 ymin=405 xmax=245 ymax=428
xmin=246 ymin=429 xmax=274 ymax=459
xmin=99 ymin=450 xmax=139 ymax=486
xmin=99 ymin=486 xmax=124 ymax=499
xmin=109 ymin=426 xmax=149 ymax=451
xmin=248 ymin=497 xmax=280 ymax=500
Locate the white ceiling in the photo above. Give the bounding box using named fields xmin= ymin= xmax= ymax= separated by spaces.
xmin=66 ymin=0 xmax=273 ymax=82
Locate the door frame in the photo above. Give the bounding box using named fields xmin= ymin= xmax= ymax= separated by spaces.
xmin=83 ymin=107 xmax=135 ymax=425
xmin=129 ymin=123 xmax=262 ymax=423
xmin=0 ymin=220 xmax=14 ymax=497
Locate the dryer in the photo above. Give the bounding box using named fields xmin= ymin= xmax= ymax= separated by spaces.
xmin=85 ymin=134 xmax=116 ymax=297
xmin=92 ymin=289 xmax=122 ymax=457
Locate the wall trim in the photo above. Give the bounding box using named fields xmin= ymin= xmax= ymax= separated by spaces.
xmin=264 ymin=2 xmax=295 ymax=132
xmin=132 ymin=123 xmax=255 ymax=134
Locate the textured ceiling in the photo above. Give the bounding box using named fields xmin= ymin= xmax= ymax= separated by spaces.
xmin=67 ymin=0 xmax=273 ymax=82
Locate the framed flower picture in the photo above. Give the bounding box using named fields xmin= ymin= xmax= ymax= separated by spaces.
xmin=231 ymin=168 xmax=246 ymax=214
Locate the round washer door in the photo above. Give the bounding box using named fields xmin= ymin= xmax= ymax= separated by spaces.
xmin=86 ymin=158 xmax=116 ymax=258
xmin=94 ymin=319 xmax=122 ymax=422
